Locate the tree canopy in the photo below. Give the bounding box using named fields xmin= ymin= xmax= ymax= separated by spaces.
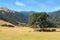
xmin=28 ymin=12 xmax=56 ymax=28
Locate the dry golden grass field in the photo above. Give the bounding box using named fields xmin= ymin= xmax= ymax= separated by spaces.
xmin=0 ymin=26 xmax=60 ymax=40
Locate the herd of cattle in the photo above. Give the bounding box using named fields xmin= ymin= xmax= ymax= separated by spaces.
xmin=34 ymin=28 xmax=56 ymax=32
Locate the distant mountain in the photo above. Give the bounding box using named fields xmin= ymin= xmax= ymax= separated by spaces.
xmin=48 ymin=10 xmax=60 ymax=27
xmin=1 ymin=7 xmax=60 ymax=26
xmin=0 ymin=7 xmax=33 ymax=25
xmin=48 ymin=10 xmax=60 ymax=21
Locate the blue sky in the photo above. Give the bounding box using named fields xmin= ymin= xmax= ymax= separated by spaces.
xmin=0 ymin=0 xmax=60 ymax=12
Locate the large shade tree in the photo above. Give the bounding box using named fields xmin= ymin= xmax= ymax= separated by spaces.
xmin=28 ymin=12 xmax=56 ymax=28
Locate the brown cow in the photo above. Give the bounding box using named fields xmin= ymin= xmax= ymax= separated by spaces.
xmin=51 ymin=29 xmax=56 ymax=32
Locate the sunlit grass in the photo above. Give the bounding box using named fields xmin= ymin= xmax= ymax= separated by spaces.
xmin=0 ymin=27 xmax=60 ymax=40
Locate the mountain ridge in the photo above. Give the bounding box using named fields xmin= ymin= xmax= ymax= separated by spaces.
xmin=0 ymin=7 xmax=60 ymax=26
xmin=0 ymin=7 xmax=32 ymax=25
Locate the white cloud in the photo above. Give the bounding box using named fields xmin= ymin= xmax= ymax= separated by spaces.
xmin=54 ymin=7 xmax=60 ymax=11
xmin=15 ymin=2 xmax=25 ymax=6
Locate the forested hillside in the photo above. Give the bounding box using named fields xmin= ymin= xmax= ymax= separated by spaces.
xmin=0 ymin=7 xmax=60 ymax=27
xmin=48 ymin=10 xmax=60 ymax=27
xmin=0 ymin=7 xmax=32 ymax=25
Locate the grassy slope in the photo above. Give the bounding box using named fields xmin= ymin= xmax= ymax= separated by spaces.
xmin=0 ymin=27 xmax=60 ymax=40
